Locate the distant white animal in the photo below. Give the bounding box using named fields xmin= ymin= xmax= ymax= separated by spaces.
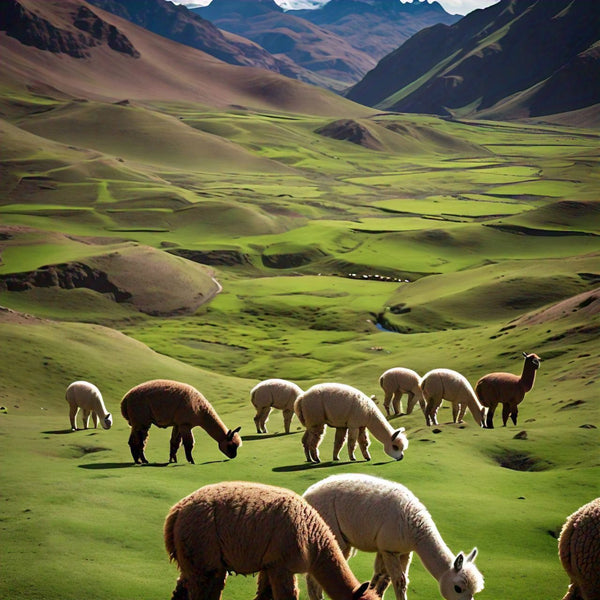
xmin=65 ymin=380 xmax=112 ymax=431
xmin=304 ymin=473 xmax=484 ymax=600
xmin=379 ymin=367 xmax=424 ymax=417
xmin=250 ymin=378 xmax=303 ymax=434
xmin=420 ymin=369 xmax=485 ymax=427
xmin=294 ymin=382 xmax=408 ymax=463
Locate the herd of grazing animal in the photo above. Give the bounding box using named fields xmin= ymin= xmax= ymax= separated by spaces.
xmin=63 ymin=351 xmax=600 ymax=600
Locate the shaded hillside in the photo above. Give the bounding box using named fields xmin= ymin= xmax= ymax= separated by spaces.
xmin=0 ymin=0 xmax=371 ymax=116
xmin=87 ymin=0 xmax=303 ymax=78
xmin=194 ymin=0 xmax=376 ymax=89
xmin=290 ymin=0 xmax=459 ymax=65
xmin=346 ymin=0 xmax=600 ymax=123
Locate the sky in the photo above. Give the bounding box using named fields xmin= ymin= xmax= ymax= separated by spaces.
xmin=174 ymin=0 xmax=501 ymax=16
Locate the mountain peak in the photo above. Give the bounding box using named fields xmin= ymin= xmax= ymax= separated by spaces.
xmin=202 ymin=0 xmax=283 ymax=17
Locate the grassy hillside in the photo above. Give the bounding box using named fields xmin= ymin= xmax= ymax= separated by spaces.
xmin=0 ymin=89 xmax=599 ymax=600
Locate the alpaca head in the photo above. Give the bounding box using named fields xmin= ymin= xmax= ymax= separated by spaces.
xmin=102 ymin=413 xmax=113 ymax=430
xmin=219 ymin=426 xmax=242 ymax=459
xmin=384 ymin=427 xmax=408 ymax=461
xmin=522 ymin=352 xmax=541 ymax=370
xmin=439 ymin=548 xmax=484 ymax=600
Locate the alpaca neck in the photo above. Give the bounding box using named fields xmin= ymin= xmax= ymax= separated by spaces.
xmin=366 ymin=408 xmax=395 ymax=443
xmin=520 ymin=364 xmax=537 ymax=392
xmin=311 ymin=543 xmax=359 ymax=600
xmin=414 ymin=525 xmax=455 ymax=582
xmin=465 ymin=389 xmax=484 ymax=423
xmin=197 ymin=406 xmax=228 ymax=442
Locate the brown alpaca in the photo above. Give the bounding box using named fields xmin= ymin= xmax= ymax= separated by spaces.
xmin=120 ymin=379 xmax=241 ymax=464
xmin=164 ymin=481 xmax=380 ymax=600
xmin=475 ymin=352 xmax=541 ymax=429
xmin=558 ymin=497 xmax=600 ymax=600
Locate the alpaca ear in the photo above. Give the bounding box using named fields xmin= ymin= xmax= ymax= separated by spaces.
xmin=232 ymin=426 xmax=241 ymax=434
xmin=226 ymin=427 xmax=241 ymax=440
xmin=467 ymin=547 xmax=478 ymax=562
xmin=391 ymin=428 xmax=405 ymax=441
xmin=352 ymin=582 xmax=370 ymax=599
xmin=454 ymin=552 xmax=464 ymax=571
xmin=522 ymin=351 xmax=528 ymax=357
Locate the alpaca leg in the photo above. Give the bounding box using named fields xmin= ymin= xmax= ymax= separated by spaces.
xmin=357 ymin=427 xmax=371 ymax=461
xmin=383 ymin=390 xmax=393 ymax=416
xmin=371 ymin=552 xmax=391 ymax=598
xmin=333 ymin=427 xmax=348 ymax=461
xmin=302 ymin=430 xmax=312 ymax=462
xmin=82 ymin=408 xmax=91 ymax=429
xmin=392 ymin=391 xmax=403 ymax=415
xmin=501 ymin=403 xmax=511 ymax=427
xmin=348 ymin=428 xmax=358 ymax=461
xmin=128 ymin=426 xmax=150 ymax=464
xmin=185 ymin=570 xmax=227 ymax=600
xmin=259 ymin=406 xmax=272 ymax=433
xmin=69 ymin=404 xmax=79 ymax=430
xmin=255 ymin=570 xmax=274 ymax=600
xmin=452 ymin=402 xmax=459 ymax=423
xmin=457 ymin=402 xmax=467 ymax=423
xmin=169 ymin=426 xmax=182 ymax=463
xmin=485 ymin=403 xmax=497 ymax=429
xmin=381 ymin=551 xmax=411 ymax=600
xmin=405 ymin=392 xmax=416 ymax=415
xmin=264 ymin=567 xmax=299 ymax=600
xmin=307 ymin=425 xmax=324 ymax=463
xmin=282 ymin=409 xmax=294 ymax=434
xmin=180 ymin=425 xmax=196 ymax=464
xmin=307 ymin=574 xmax=324 ymax=600
xmin=510 ymin=406 xmax=519 ymax=426
xmin=253 ymin=410 xmax=262 ymax=434
xmin=91 ymin=411 xmax=99 ymax=428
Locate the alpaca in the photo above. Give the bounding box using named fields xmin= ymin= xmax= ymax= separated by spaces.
xmin=303 ymin=474 xmax=484 ymax=600
xmin=120 ymin=379 xmax=241 ymax=464
xmin=558 ymin=497 xmax=600 ymax=600
xmin=475 ymin=352 xmax=541 ymax=428
xmin=294 ymin=382 xmax=408 ymax=463
xmin=379 ymin=368 xmax=424 ymax=417
xmin=420 ymin=369 xmax=484 ymax=427
xmin=164 ymin=481 xmax=380 ymax=600
xmin=250 ymin=378 xmax=303 ymax=434
xmin=65 ymin=380 xmax=112 ymax=431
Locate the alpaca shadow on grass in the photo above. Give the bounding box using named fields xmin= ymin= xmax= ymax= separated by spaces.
xmin=273 ymin=460 xmax=366 ymax=472
xmin=43 ymin=429 xmax=80 ymax=435
xmin=78 ymin=458 xmax=226 ymax=470
xmin=244 ymin=431 xmax=301 ymax=441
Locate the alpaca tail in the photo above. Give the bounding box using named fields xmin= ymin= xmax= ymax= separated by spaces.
xmin=164 ymin=505 xmax=180 ymax=563
xmin=294 ymin=396 xmax=307 ymax=427
xmin=120 ymin=397 xmax=131 ymax=424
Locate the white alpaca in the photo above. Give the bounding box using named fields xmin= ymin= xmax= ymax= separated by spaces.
xmin=303 ymin=474 xmax=484 ymax=600
xmin=379 ymin=368 xmax=424 ymax=417
xmin=65 ymin=380 xmax=112 ymax=431
xmin=294 ymin=383 xmax=408 ymax=463
xmin=420 ymin=369 xmax=484 ymax=427
xmin=250 ymin=378 xmax=303 ymax=434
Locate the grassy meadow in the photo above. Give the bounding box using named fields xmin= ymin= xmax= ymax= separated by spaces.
xmin=0 ymin=91 xmax=599 ymax=599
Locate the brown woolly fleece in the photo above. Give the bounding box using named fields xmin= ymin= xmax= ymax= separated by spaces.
xmin=559 ymin=497 xmax=600 ymax=600
xmin=120 ymin=379 xmax=241 ymax=464
xmin=164 ymin=481 xmax=379 ymax=600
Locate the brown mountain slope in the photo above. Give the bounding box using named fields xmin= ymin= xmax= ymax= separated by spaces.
xmin=346 ymin=0 xmax=600 ymax=124
xmin=0 ymin=0 xmax=371 ymax=117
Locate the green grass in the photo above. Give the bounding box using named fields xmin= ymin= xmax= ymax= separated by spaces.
xmin=1 ymin=90 xmax=599 ymax=600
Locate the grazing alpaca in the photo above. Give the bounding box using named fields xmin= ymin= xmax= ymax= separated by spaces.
xmin=164 ymin=481 xmax=380 ymax=600
xmin=250 ymin=378 xmax=303 ymax=434
xmin=379 ymin=368 xmax=424 ymax=417
xmin=294 ymin=383 xmax=408 ymax=463
xmin=120 ymin=379 xmax=241 ymax=464
xmin=65 ymin=380 xmax=112 ymax=431
xmin=304 ymin=474 xmax=484 ymax=600
xmin=420 ymin=369 xmax=485 ymax=427
xmin=558 ymin=497 xmax=600 ymax=600
xmin=475 ymin=352 xmax=541 ymax=428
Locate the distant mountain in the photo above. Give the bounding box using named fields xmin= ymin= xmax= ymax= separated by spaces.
xmin=194 ymin=0 xmax=376 ymax=89
xmin=289 ymin=0 xmax=459 ymax=64
xmin=346 ymin=0 xmax=600 ymax=123
xmin=87 ymin=0 xmax=302 ymax=77
xmin=0 ymin=0 xmax=371 ymax=117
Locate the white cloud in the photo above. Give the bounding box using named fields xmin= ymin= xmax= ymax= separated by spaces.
xmin=173 ymin=0 xmax=501 ymax=16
